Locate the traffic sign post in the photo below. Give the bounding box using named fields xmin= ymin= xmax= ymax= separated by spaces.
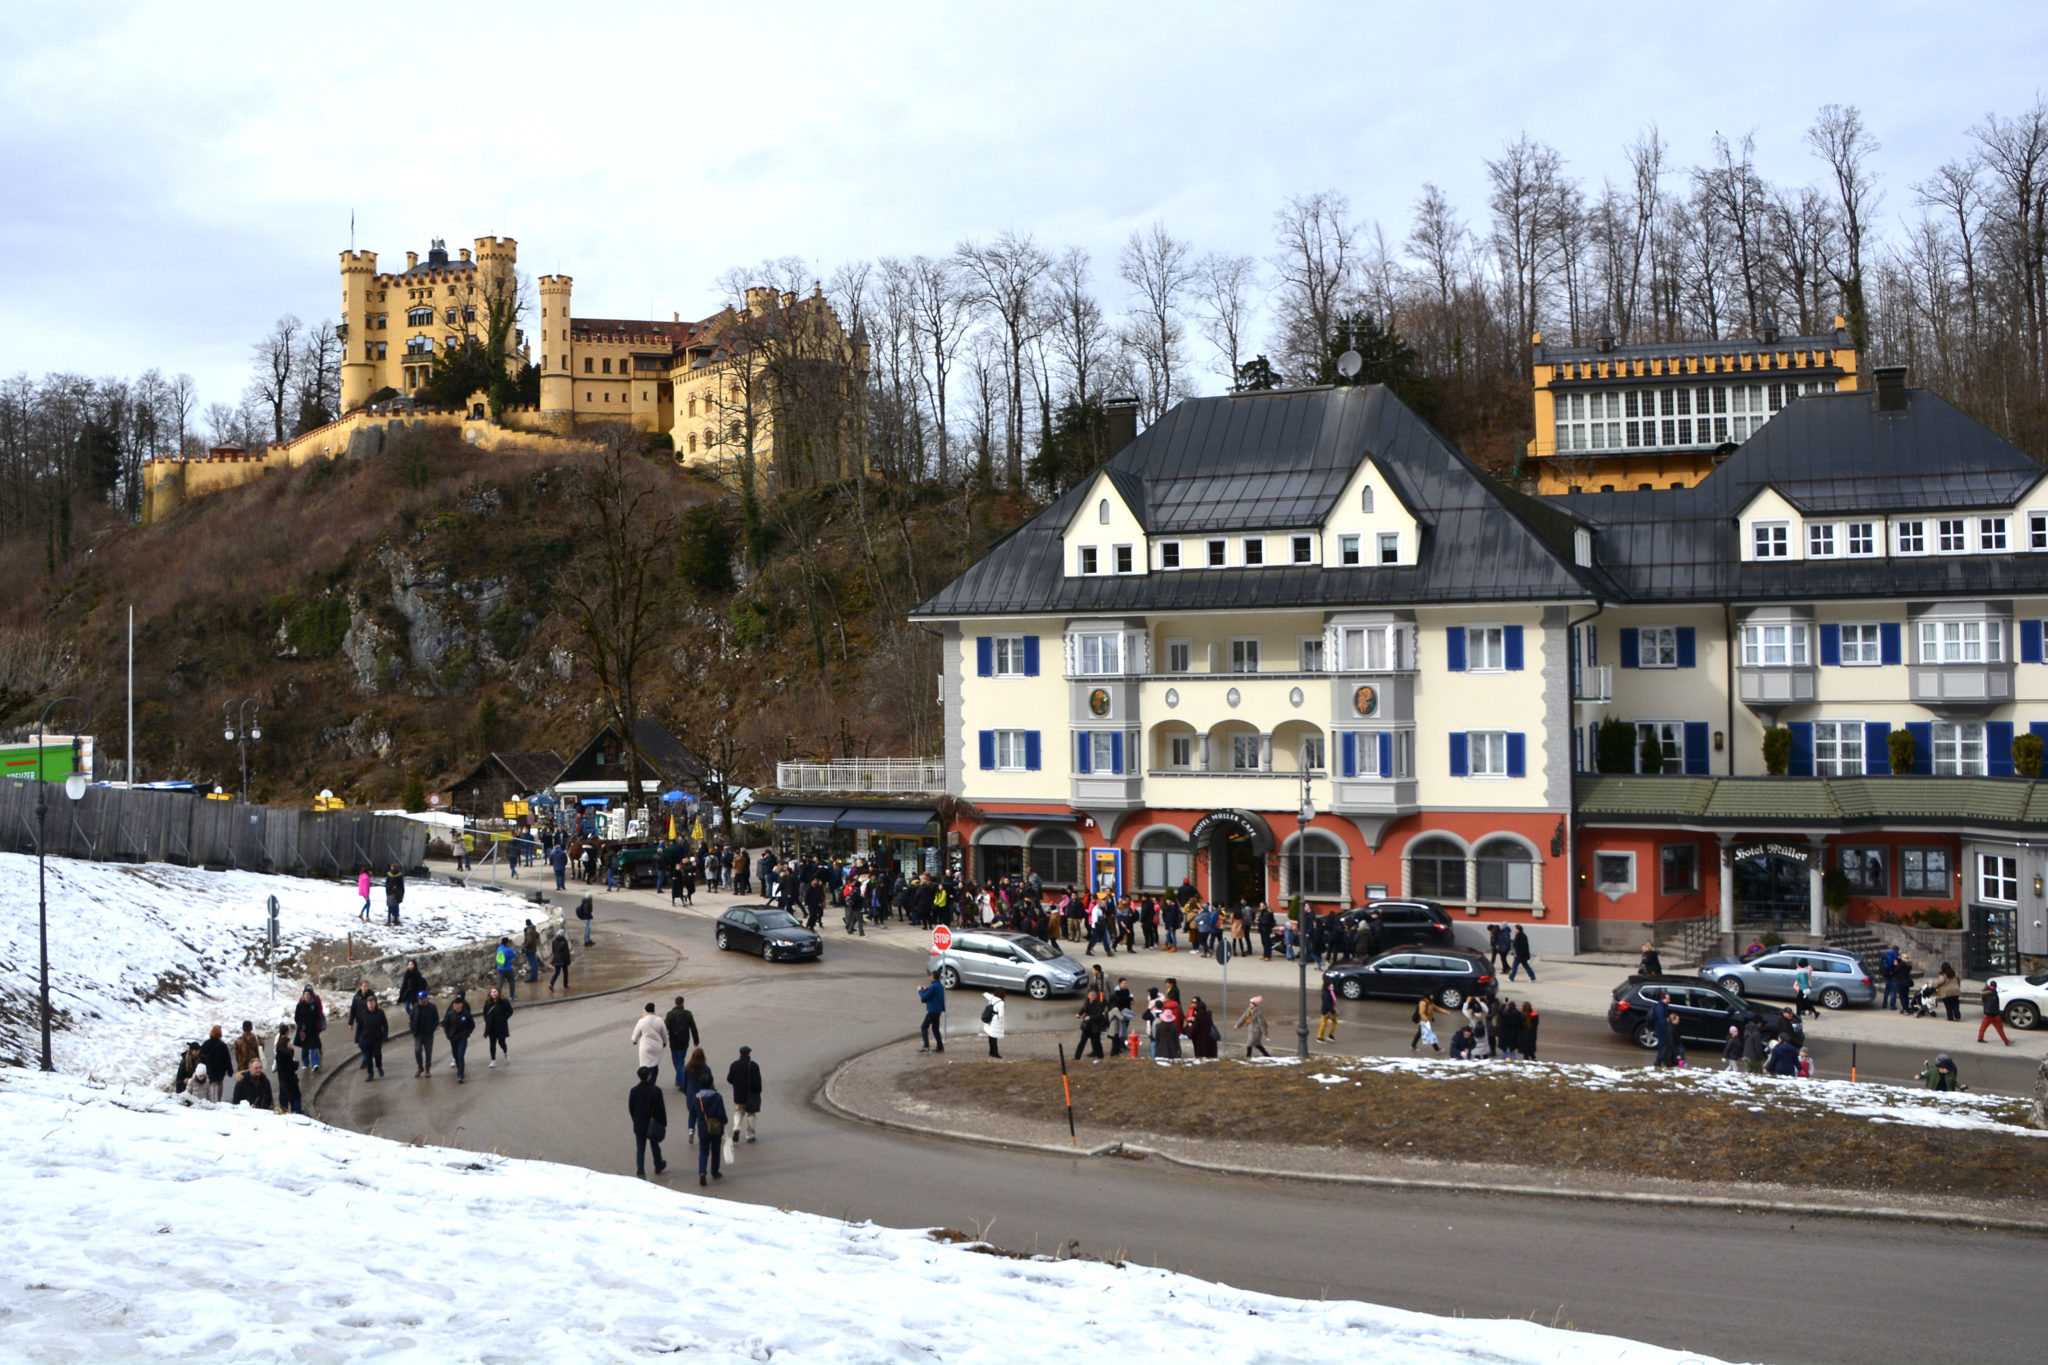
xmin=932 ymin=925 xmax=953 ymax=951
xmin=265 ymin=895 xmax=280 ymax=999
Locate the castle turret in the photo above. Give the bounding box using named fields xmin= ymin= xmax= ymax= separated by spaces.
xmin=339 ymin=250 xmax=379 ymax=413
xmin=538 ymin=274 xmax=574 ymax=417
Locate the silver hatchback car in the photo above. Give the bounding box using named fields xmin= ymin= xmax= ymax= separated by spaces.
xmin=1699 ymin=949 xmax=1876 ymax=1010
xmin=926 ymin=931 xmax=1090 ymax=999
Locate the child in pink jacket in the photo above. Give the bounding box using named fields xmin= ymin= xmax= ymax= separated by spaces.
xmin=357 ymin=868 xmax=372 ymax=921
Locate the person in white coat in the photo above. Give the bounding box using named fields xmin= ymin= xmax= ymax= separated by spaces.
xmin=631 ymin=1003 xmax=667 ymax=1071
xmin=981 ymin=988 xmax=1006 ymax=1060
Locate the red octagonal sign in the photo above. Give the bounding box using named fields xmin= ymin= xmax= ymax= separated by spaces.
xmin=931 ymin=925 xmax=953 ymax=951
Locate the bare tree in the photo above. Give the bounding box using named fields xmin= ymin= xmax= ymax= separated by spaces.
xmin=1695 ymin=132 xmax=1773 ymax=333
xmin=1971 ymin=99 xmax=2048 ymax=391
xmin=249 ymin=314 xmax=301 ymax=444
xmin=1045 ymin=247 xmax=1113 ymax=408
xmin=954 ymin=231 xmax=1051 ymax=487
xmin=1407 ymin=184 xmax=1467 ymax=309
xmin=906 ymin=254 xmax=973 ymax=485
xmin=1193 ymin=251 xmax=1258 ymax=387
xmin=1917 ymin=159 xmax=1985 ymax=349
xmin=294 ymin=320 xmax=342 ymax=432
xmin=1808 ymin=104 xmax=1883 ymax=355
xmin=1486 ymin=138 xmax=1568 ymax=360
xmin=1270 ymin=190 xmax=1358 ymax=380
xmin=1118 ymin=221 xmax=1196 ymax=421
xmin=0 ymin=624 xmax=75 ymax=727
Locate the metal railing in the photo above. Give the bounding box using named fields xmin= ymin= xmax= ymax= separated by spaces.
xmin=774 ymin=759 xmax=945 ymax=794
xmin=1574 ymin=665 xmax=1612 ymax=703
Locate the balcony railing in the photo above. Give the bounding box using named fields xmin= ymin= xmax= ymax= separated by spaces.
xmin=774 ymin=758 xmax=944 ymax=794
xmin=1575 ymin=665 xmax=1612 ymax=703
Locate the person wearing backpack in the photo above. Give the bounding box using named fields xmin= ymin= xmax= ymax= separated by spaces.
xmin=549 ymin=931 xmax=573 ymax=990
xmin=493 ymin=938 xmax=519 ymax=1000
xmin=694 ymin=1081 xmax=728 ymax=1185
xmin=981 ymin=988 xmax=1006 ymax=1059
xmin=1878 ymin=947 xmax=1903 ymax=1011
xmin=629 ymin=1066 xmax=668 ymax=1179
xmin=383 ymin=863 xmax=405 ymax=926
xmin=576 ymin=894 xmax=595 ymax=946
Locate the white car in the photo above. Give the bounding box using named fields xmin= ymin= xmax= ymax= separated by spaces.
xmin=1987 ymin=969 xmax=2048 ymax=1029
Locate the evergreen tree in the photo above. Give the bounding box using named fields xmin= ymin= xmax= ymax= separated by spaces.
xmin=1234 ymin=355 xmax=1280 ymax=392
xmin=1027 ymin=396 xmax=1113 ymax=496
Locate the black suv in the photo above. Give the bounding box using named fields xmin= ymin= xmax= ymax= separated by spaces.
xmin=1325 ymin=948 xmax=1497 ymax=1009
xmin=1607 ymin=975 xmax=1796 ymax=1051
xmin=1338 ymin=900 xmax=1456 ymax=954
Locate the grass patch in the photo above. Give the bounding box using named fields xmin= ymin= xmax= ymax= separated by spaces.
xmin=900 ymin=1058 xmax=2048 ymax=1202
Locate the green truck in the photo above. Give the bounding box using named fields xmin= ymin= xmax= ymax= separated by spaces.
xmin=0 ymin=734 xmax=92 ymax=785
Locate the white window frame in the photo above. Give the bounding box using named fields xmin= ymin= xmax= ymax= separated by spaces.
xmin=1301 ymin=735 xmax=1326 ymax=772
xmin=1839 ymin=623 xmax=1883 ymax=666
xmin=1741 ymin=623 xmax=1808 ymax=666
xmin=991 ymin=635 xmax=1028 ymax=677
xmin=1895 ymin=520 xmax=1927 ymax=555
xmin=1338 ymin=534 xmax=1361 ymax=566
xmin=1242 ymin=537 xmax=1264 ymax=566
xmin=1918 ymin=619 xmax=2003 ymax=664
xmin=1229 ymin=733 xmax=1260 ymax=771
xmin=1088 ymin=731 xmax=1117 ymax=772
xmin=1937 ymin=518 xmax=1968 ymax=553
xmin=1467 ymin=625 xmax=1507 ymax=672
xmin=1159 ymin=541 xmax=1180 ymax=570
xmin=1073 ymin=633 xmax=1123 ymax=676
xmin=1291 ymin=535 xmax=1314 ymax=564
xmin=1813 ymin=719 xmax=1865 ymax=777
xmin=1164 ymin=639 xmax=1192 ymax=674
xmin=1933 ymin=721 xmax=1987 ymax=777
xmin=1377 ymin=532 xmax=1400 ymax=564
xmin=1229 ymin=638 xmax=1261 ymax=674
xmin=2031 ymin=512 xmax=2048 ymax=551
xmin=1593 ymin=850 xmax=1636 ymax=894
xmin=1167 ymin=735 xmax=1194 ymax=769
xmin=1298 ymin=636 xmax=1325 ymax=672
xmin=1807 ymin=523 xmax=1836 ymax=557
xmin=992 ymin=729 xmax=1029 ymax=771
xmin=1207 ymin=539 xmax=1227 ymax=567
xmin=1113 ymin=543 xmax=1135 ymax=574
xmin=1846 ymin=521 xmax=1878 ymax=556
xmin=1752 ymin=522 xmax=1790 ymax=558
xmin=1639 ymin=625 xmax=1678 ymax=668
xmin=1077 ymin=545 xmax=1099 ymax=575
xmin=1980 ymin=516 xmax=2009 ymax=552
xmin=1979 ymin=853 xmax=2020 ymax=904
xmin=1634 ymin=720 xmax=1683 ymax=774
xmin=1336 ymin=624 xmax=1403 ymax=672
xmin=1468 ymin=730 xmax=1509 ymax=777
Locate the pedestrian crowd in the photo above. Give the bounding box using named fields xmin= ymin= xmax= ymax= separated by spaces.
xmin=628 ymin=995 xmax=762 ymax=1186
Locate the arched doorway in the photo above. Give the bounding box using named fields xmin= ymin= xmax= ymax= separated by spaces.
xmin=1190 ymin=810 xmax=1273 ymax=907
xmin=1733 ymin=844 xmax=1811 ymax=929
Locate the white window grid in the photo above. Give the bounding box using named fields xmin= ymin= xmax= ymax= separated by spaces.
xmin=1073 ymin=633 xmax=1123 ymax=676
xmin=1980 ymin=854 xmax=2020 ymax=903
xmin=1639 ymin=626 xmax=1678 ymax=668
xmin=1813 ymin=720 xmax=1865 ymax=777
xmin=1980 ymin=517 xmax=2008 ymax=551
xmin=1468 ymin=626 xmax=1506 ymax=671
xmin=1933 ymin=721 xmax=1987 ymax=776
xmin=1839 ymin=623 xmax=1883 ymax=665
xmin=993 ymin=730 xmax=1029 ymax=770
xmin=1846 ymin=522 xmax=1878 ymax=556
xmin=1938 ymin=519 xmax=1968 ymax=553
xmin=1242 ymin=537 xmax=1264 ymax=566
xmin=1206 ymin=539 xmax=1226 ymax=567
xmin=1229 ymin=638 xmax=1260 ymax=673
xmin=992 ymin=636 xmax=1028 ymax=676
xmin=1160 ymin=541 xmax=1180 ymax=569
xmin=1741 ymin=623 xmax=1808 ymax=666
xmin=1164 ymin=639 xmax=1191 ymax=673
xmin=1917 ymin=620 xmax=2003 ymax=664
xmin=1338 ymin=535 xmax=1361 ymax=566
xmin=1114 ymin=544 xmax=1134 ymax=574
xmin=1078 ymin=546 xmax=1099 ymax=574
xmin=1895 ymin=521 xmax=1926 ymax=554
xmin=1469 ymin=730 xmax=1509 ymax=777
xmin=1334 ymin=624 xmax=1406 ymax=672
xmin=2032 ymin=513 xmax=2048 ymax=551
xmin=1807 ymin=523 xmax=1836 ymax=557
xmin=1292 ymin=535 xmax=1314 ymax=564
xmin=1377 ymin=533 xmax=1400 ymax=564
xmin=1635 ymin=720 xmax=1682 ymax=773
xmin=1753 ymin=523 xmax=1789 ymax=558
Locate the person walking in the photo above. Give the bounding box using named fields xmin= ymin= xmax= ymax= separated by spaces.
xmin=1741 ymin=1018 xmax=1767 ymax=1074
xmin=681 ymin=1048 xmax=713 ymax=1146
xmin=409 ymin=991 xmax=440 ymax=1077
xmin=1895 ymin=951 xmax=1919 ymax=1014
xmin=232 ymin=1020 xmax=263 ymax=1079
xmin=629 ymin=1066 xmax=669 ymax=1179
xmin=274 ymin=1027 xmax=302 ymax=1114
xmin=1509 ymin=926 xmax=1537 ymax=982
xmin=1237 ymin=996 xmax=1272 ymax=1058
xmin=1935 ymin=963 xmax=1962 ymax=1021
xmin=1316 ymin=978 xmax=1340 ymax=1042
xmin=1720 ymin=1025 xmax=1744 ymax=1072
xmin=918 ymin=972 xmax=947 ymax=1052
xmin=483 ymin=988 xmax=512 ymax=1067
xmin=694 ymin=1081 xmax=728 ymax=1185
xmin=1519 ymin=1001 xmax=1540 ymax=1060
xmin=493 ymin=938 xmax=519 ymax=1001
xmin=1412 ymin=996 xmax=1441 ymax=1054
xmin=1188 ymin=996 xmax=1218 ymax=1059
xmin=549 ymin=931 xmax=573 ymax=990
xmin=443 ymin=994 xmax=475 ymax=1082
xmin=576 ymin=894 xmax=595 ymax=947
xmin=1979 ymin=981 xmax=2013 ymax=1045
xmin=550 ymin=842 xmax=568 ymax=891
xmin=1489 ymin=923 xmax=1512 ymax=973
xmin=398 ymin=961 xmax=428 ymax=1025
xmin=665 ymin=996 xmax=701 ymax=1087
xmin=632 ymin=1003 xmax=668 ymax=1074
xmin=356 ymin=867 xmax=373 ymax=921
xmin=1638 ymin=941 xmax=1664 ymax=977
xmin=384 ymin=863 xmax=405 ymax=926
xmin=981 ymin=988 xmax=1007 ymax=1060
xmin=1075 ymin=990 xmax=1108 ymax=1060
xmin=726 ymin=1046 xmax=763 ymax=1144
xmin=1655 ymin=1013 xmax=1686 ymax=1070
xmin=356 ymin=996 xmax=388 ymax=1080
xmin=294 ymin=987 xmax=326 ymax=1074
xmin=522 ymin=920 xmax=542 ymax=985
xmin=1793 ymin=959 xmax=1819 ymax=1019
xmin=231 ymin=1059 xmax=275 ymax=1110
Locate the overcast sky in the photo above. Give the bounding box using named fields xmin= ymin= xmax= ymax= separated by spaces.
xmin=5 ymin=1 xmax=2046 ymax=408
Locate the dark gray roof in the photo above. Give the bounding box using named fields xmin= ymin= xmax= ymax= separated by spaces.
xmin=1560 ymin=387 xmax=2048 ymax=602
xmin=913 ymin=386 xmax=1605 ymax=618
xmin=1537 ymin=323 xmax=1850 ymax=365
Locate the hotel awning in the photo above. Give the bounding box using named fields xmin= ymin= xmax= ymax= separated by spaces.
xmin=838 ymin=807 xmax=938 ymax=833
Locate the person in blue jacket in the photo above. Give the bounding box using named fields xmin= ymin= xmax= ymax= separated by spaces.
xmin=1765 ymin=1032 xmax=1801 ymax=1076
xmin=694 ymin=1081 xmax=728 ymax=1186
xmin=918 ymin=971 xmax=946 ymax=1052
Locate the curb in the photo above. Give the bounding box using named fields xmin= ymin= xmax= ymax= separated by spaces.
xmin=817 ymin=1041 xmax=2048 ymax=1236
xmin=310 ymin=930 xmax=685 ymax=1117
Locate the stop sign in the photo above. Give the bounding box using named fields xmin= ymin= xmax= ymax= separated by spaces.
xmin=932 ymin=925 xmax=953 ymax=951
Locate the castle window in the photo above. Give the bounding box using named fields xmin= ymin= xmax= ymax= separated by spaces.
xmin=584 ymin=359 xmax=594 ymax=373
xmin=602 ymin=359 xmax=612 ymax=374
xmin=688 ymin=434 xmax=698 ymax=454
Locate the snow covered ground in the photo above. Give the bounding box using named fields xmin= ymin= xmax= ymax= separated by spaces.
xmin=1305 ymin=1055 xmax=2044 ymax=1137
xmin=0 ymin=1071 xmax=1734 ymax=1364
xmin=0 ymin=853 xmax=538 ymax=1086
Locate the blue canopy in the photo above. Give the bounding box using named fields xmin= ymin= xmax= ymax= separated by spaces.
xmin=660 ymin=790 xmax=689 ymax=804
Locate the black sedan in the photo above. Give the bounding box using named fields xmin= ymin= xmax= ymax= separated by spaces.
xmin=1324 ymin=948 xmax=1497 ymax=1009
xmin=714 ymin=906 xmax=823 ymax=962
xmin=1607 ymin=975 xmax=1795 ymax=1051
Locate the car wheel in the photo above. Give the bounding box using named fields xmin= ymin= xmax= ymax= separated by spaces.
xmin=1819 ymin=987 xmax=1848 ymax=1011
xmin=1027 ymin=977 xmax=1051 ymax=1001
xmin=939 ymin=966 xmax=961 ymax=989
xmin=2006 ymin=1000 xmax=2041 ymax=1030
xmin=1437 ymin=985 xmax=1466 ymax=1009
xmin=1719 ymin=976 xmax=1745 ymax=997
xmin=1633 ymin=1022 xmax=1661 ymax=1050
xmin=1339 ymin=978 xmax=1365 ymax=1001
xmin=715 ymin=929 xmax=731 ymax=952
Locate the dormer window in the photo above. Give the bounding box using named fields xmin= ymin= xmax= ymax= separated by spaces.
xmin=1114 ymin=544 xmax=1134 ymax=574
xmin=1098 ymin=498 xmax=1110 ymax=524
xmin=1243 ymin=538 xmax=1264 ymax=566
xmin=1938 ymin=519 xmax=1968 ymax=553
xmin=1207 ymin=539 xmax=1226 ymax=567
xmin=1979 ymin=517 xmax=2008 ymax=551
xmin=1378 ymin=533 xmax=1400 ymax=564
xmin=1807 ymin=523 xmax=1836 ymax=557
xmin=1339 ymin=535 xmax=1361 ymax=566
xmin=1752 ymin=523 xmax=1789 ymax=558
xmin=1078 ymin=546 xmax=1099 ymax=575
xmin=1160 ymin=541 xmax=1180 ymax=569
xmin=1896 ymin=520 xmax=1926 ymax=554
xmin=1847 ymin=522 xmax=1877 ymax=555
xmin=1292 ymin=535 xmax=1313 ymax=564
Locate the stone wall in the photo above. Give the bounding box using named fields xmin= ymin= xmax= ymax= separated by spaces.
xmin=318 ymin=904 xmax=561 ymax=1000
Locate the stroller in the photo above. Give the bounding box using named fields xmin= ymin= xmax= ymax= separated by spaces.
xmin=1905 ymin=980 xmax=1940 ymax=1018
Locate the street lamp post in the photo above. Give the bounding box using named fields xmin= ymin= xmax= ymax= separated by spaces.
xmin=1296 ymin=755 xmax=1315 ymax=1060
xmin=36 ymin=695 xmax=93 ymax=1073
xmin=223 ymin=699 xmax=261 ymax=803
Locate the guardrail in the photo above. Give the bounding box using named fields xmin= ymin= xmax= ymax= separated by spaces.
xmin=774 ymin=759 xmax=945 ymax=794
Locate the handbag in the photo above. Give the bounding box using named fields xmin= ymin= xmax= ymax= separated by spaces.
xmin=648 ymin=1122 xmax=666 ymax=1142
xmin=980 ymin=1003 xmax=996 ymax=1024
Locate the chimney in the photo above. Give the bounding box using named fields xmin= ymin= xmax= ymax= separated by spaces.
xmin=1873 ymin=365 xmax=1909 ymax=413
xmin=406 ymin=251 xmax=419 ymax=270
xmin=1757 ymin=311 xmax=1780 ymax=345
xmin=1594 ymin=322 xmax=1615 ymax=354
xmin=459 ymin=247 xmax=471 ymax=263
xmin=1105 ymin=396 xmax=1140 ymax=454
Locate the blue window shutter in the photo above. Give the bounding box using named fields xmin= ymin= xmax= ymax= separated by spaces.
xmin=1788 ymin=721 xmax=1814 ymax=776
xmin=2023 ymin=620 xmax=2043 ymax=665
xmin=1022 ymin=635 xmax=1040 ymax=676
xmin=1340 ymin=732 xmax=1357 ymax=778
xmin=1504 ymin=625 xmax=1524 ymax=671
xmin=1076 ymin=733 xmax=1092 ymax=774
xmin=1619 ymin=628 xmax=1640 ymax=669
xmin=1109 ymin=731 xmax=1124 ymax=775
xmin=1378 ymin=732 xmax=1393 ymax=777
xmin=977 ymin=730 xmax=996 ymax=770
xmin=1880 ymin=623 xmax=1902 ymax=665
xmin=1819 ymin=624 xmax=1841 ymax=666
xmin=1864 ymin=722 xmax=1891 ymax=775
xmin=975 ymin=636 xmax=993 ymax=677
xmin=1989 ymin=721 xmax=2016 ymax=776
xmin=1587 ymin=628 xmax=1599 ymax=668
xmin=1445 ymin=628 xmax=1466 ymax=672
xmin=1449 ymin=732 xmax=1469 ymax=777
xmin=1906 ymin=721 xmax=1933 ymax=774
xmin=2033 ymin=721 xmax=2048 ymax=742
xmin=1675 ymin=627 xmax=1696 ymax=668
xmin=1023 ymin=731 xmax=1041 ymax=771
xmin=1684 ymin=721 xmax=1709 ymax=774
xmin=1506 ymin=732 xmax=1527 ymax=778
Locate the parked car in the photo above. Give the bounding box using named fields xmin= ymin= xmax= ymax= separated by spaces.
xmin=1699 ymin=949 xmax=1876 ymax=1010
xmin=1336 ymin=900 xmax=1457 ymax=954
xmin=714 ymin=905 xmax=823 ymax=962
xmin=927 ymin=931 xmax=1089 ymax=1000
xmin=1607 ymin=975 xmax=1792 ymax=1051
xmin=1323 ymin=948 xmax=1496 ymax=1009
xmin=1986 ymin=969 xmax=2048 ymax=1029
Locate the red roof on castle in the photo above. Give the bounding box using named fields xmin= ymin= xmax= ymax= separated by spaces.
xmin=568 ymin=317 xmax=707 ymax=348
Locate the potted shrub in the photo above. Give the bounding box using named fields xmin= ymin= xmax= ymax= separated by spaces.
xmin=1761 ymin=727 xmax=1792 ymax=775
xmin=2014 ymin=732 xmax=2044 ymax=779
xmin=1888 ymin=728 xmax=1917 ymax=775
xmin=1596 ymin=718 xmax=1639 ymax=774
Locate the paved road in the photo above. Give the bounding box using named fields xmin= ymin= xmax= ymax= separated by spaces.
xmin=324 ymin=890 xmax=2044 ymax=1365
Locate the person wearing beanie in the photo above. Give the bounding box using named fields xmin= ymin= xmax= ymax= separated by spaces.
xmin=410 ymin=991 xmax=440 ymax=1077
xmin=628 ymin=1066 xmax=668 ymax=1179
xmin=726 ymin=1046 xmax=763 ymax=1144
xmin=232 ymin=1021 xmax=262 ymax=1077
xmin=664 ymin=996 xmax=701 ymax=1090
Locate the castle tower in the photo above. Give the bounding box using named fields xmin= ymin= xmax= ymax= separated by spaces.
xmin=472 ymin=236 xmax=518 ymax=315
xmin=339 ymin=250 xmax=378 ymax=413
xmin=538 ymin=274 xmax=573 ymax=415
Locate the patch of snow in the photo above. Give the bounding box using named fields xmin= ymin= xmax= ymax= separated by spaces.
xmin=0 ymin=853 xmax=540 ymax=1087
xmin=0 ymin=1071 xmax=1736 ymax=1364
